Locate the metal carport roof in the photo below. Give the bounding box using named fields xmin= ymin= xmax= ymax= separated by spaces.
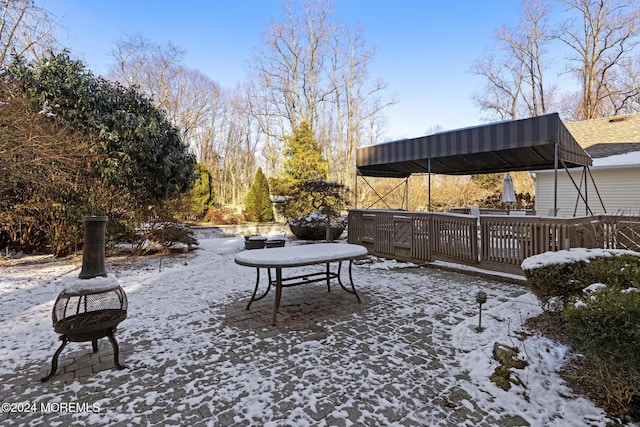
xmin=356 ymin=113 xmax=592 ymax=177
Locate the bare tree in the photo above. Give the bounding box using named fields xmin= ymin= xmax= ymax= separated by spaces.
xmin=108 ymin=35 xmax=262 ymax=205
xmin=472 ymin=52 xmax=524 ymax=120
xmin=217 ymin=92 xmax=259 ymax=205
xmin=608 ymin=55 xmax=640 ymax=114
xmin=251 ymin=0 xmax=393 ymax=191
xmin=110 ymin=34 xmax=184 ymax=103
xmin=555 ymin=0 xmax=640 ymax=119
xmin=515 ymin=0 xmax=553 ymax=116
xmin=109 ymin=35 xmax=224 ymax=153
xmin=471 ymin=0 xmax=553 ymax=120
xmin=192 ymin=86 xmax=260 ymax=205
xmin=244 ymin=80 xmax=283 ymax=178
xmin=0 ymin=0 xmax=59 ymax=66
xmin=166 ymin=67 xmax=223 ymax=148
xmin=252 ymin=0 xmax=335 ymax=134
xmin=325 ymin=22 xmax=395 ymax=189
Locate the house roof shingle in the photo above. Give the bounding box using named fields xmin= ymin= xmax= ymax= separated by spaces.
xmin=584 ymin=142 xmax=640 ymax=159
xmin=565 ymin=112 xmax=640 ymax=157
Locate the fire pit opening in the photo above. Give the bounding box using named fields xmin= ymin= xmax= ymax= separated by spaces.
xmin=53 ymin=282 xmax=127 ymax=339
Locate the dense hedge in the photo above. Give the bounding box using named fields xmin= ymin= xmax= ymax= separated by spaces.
xmin=522 ymin=249 xmax=640 ymax=418
xmin=522 ymin=249 xmax=640 ymax=310
xmin=565 ymin=285 xmax=640 ymax=363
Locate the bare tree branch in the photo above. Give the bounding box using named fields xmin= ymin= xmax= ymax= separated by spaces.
xmin=555 ymin=0 xmax=640 ymax=119
xmin=251 ymin=0 xmax=394 ymax=192
xmin=0 ymin=0 xmax=59 ymax=66
xmin=471 ymin=0 xmax=553 ymax=121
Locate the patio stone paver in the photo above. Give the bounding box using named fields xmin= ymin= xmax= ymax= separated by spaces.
xmin=1 ymin=258 xmax=541 ymax=426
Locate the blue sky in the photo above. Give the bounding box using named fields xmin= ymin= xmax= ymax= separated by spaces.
xmin=46 ymin=0 xmax=526 ymax=141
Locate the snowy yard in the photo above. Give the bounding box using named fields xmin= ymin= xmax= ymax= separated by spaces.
xmin=0 ymin=232 xmax=621 ymax=426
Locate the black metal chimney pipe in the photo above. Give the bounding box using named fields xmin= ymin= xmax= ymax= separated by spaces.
xmin=79 ymin=216 xmax=108 ymax=279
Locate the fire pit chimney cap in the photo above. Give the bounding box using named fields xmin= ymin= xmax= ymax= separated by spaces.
xmin=63 ymin=273 xmax=120 ymax=296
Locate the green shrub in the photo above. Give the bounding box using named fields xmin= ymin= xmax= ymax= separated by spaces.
xmin=564 ymin=285 xmax=640 ymax=418
xmin=524 ymin=249 xmax=640 ymax=418
xmin=244 ymin=167 xmax=274 ymax=222
xmin=126 ymin=221 xmax=198 ymax=255
xmin=172 ymin=163 xmax=215 ymax=221
xmin=144 ymin=222 xmax=198 ymax=251
xmin=523 ymin=261 xmax=586 ymax=310
xmin=565 ymin=285 xmax=640 ymax=363
xmin=522 ymin=249 xmax=640 ymax=310
xmin=205 ymin=207 xmax=243 ymax=225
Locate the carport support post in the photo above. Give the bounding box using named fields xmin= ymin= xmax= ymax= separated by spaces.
xmin=583 ymin=166 xmax=589 ymax=216
xmin=404 ymin=177 xmax=409 ymax=210
xmin=553 ymin=142 xmax=558 ymax=217
xmin=428 ymin=158 xmax=432 ymax=212
xmin=354 ymin=170 xmax=359 ymax=209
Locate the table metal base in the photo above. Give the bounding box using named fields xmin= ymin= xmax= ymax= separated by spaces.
xmin=246 ymin=260 xmax=361 ymax=325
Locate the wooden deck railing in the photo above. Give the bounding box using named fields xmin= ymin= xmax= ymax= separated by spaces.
xmin=347 ymin=209 xmax=640 ymax=275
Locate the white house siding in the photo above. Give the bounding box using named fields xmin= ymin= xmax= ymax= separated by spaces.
xmin=534 ymin=165 xmax=640 ymax=216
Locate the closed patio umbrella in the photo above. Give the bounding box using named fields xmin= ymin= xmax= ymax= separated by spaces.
xmin=502 ymin=173 xmax=517 ymax=211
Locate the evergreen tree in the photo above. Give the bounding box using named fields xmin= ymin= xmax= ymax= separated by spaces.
xmin=0 ymin=52 xmax=196 ymax=255
xmin=4 ymin=52 xmax=196 ymax=207
xmin=172 ymin=163 xmax=214 ymax=220
xmin=189 ymin=163 xmax=215 ymax=217
xmin=244 ymin=167 xmax=274 ymax=222
xmin=283 ymin=121 xmax=328 ymax=185
xmin=283 ymin=179 xmax=348 ymax=219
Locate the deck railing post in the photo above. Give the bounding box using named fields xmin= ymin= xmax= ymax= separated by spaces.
xmin=347 ymin=209 xmax=640 ymax=275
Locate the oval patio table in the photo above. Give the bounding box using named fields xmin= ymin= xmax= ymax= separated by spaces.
xmin=235 ymin=243 xmax=368 ymax=325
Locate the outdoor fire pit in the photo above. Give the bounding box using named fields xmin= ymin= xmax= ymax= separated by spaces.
xmin=41 ymin=216 xmax=128 ymax=382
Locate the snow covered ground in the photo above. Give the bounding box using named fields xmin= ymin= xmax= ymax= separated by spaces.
xmin=0 ymin=231 xmax=628 ymax=426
